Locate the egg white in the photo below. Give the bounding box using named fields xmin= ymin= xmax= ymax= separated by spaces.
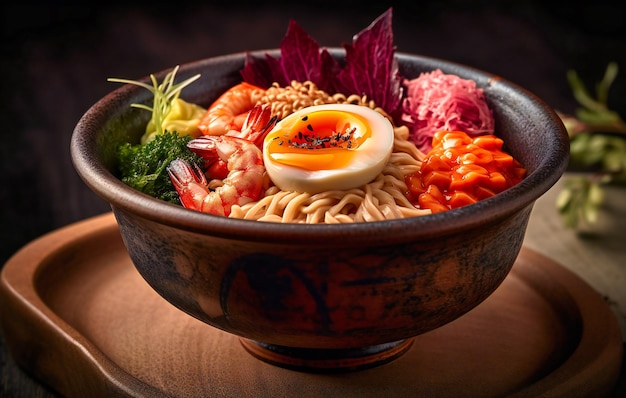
xmin=263 ymin=104 xmax=394 ymax=193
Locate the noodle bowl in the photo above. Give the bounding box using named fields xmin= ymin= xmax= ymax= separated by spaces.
xmin=71 ymin=49 xmax=569 ymax=372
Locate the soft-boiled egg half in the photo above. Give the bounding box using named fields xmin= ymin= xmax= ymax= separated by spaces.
xmin=263 ymin=104 xmax=395 ymax=193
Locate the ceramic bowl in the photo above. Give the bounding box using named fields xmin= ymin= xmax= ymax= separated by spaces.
xmin=71 ymin=49 xmax=569 ymax=372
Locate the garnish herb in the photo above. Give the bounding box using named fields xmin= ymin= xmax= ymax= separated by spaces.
xmin=109 ymin=66 xmax=201 ymax=136
xmin=109 ymin=66 xmax=204 ymax=203
xmin=241 ymin=8 xmax=403 ymax=118
xmin=117 ymin=131 xmax=204 ymax=204
xmin=556 ymin=62 xmax=626 ymax=230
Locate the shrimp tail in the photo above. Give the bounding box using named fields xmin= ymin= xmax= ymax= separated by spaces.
xmin=237 ymin=103 xmax=279 ymax=147
xmin=187 ymin=136 xmax=221 ymax=164
xmin=167 ymin=159 xmax=210 ymax=211
xmin=188 ymin=104 xmax=277 ymax=160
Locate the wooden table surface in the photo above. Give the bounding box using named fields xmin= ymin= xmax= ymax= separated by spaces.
xmin=1 ymin=2 xmax=624 ymax=396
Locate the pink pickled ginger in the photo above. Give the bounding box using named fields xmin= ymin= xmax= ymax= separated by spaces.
xmin=401 ymin=69 xmax=494 ymax=153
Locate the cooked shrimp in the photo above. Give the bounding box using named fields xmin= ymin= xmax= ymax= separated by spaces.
xmin=193 ymin=104 xmax=277 ymax=180
xmin=168 ymin=105 xmax=277 ymax=216
xmin=167 ymin=139 xmax=264 ymax=217
xmin=197 ymin=82 xmax=266 ymax=136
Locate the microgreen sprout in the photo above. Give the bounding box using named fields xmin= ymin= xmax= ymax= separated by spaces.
xmin=108 ymin=66 xmax=201 ymax=135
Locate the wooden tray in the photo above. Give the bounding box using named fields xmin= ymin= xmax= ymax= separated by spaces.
xmin=0 ymin=213 xmax=622 ymax=397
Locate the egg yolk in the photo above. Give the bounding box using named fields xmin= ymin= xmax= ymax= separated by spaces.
xmin=264 ymin=110 xmax=371 ymax=171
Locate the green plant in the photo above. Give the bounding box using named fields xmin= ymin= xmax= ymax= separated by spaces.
xmin=556 ymin=62 xmax=626 ymax=229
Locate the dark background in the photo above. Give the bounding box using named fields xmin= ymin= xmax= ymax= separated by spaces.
xmin=1 ymin=1 xmax=625 ymax=396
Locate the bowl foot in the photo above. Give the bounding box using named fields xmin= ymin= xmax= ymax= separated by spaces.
xmin=239 ymin=338 xmax=415 ymax=373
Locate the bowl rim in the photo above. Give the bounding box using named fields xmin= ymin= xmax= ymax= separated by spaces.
xmin=71 ymin=48 xmax=569 ymax=245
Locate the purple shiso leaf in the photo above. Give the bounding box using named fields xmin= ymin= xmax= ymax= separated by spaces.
xmin=240 ymin=7 xmax=402 ymax=116
xmin=318 ymin=49 xmax=343 ymax=93
xmin=241 ymin=52 xmax=274 ymax=88
xmin=241 ymin=20 xmax=324 ymax=89
xmin=336 ymin=8 xmax=403 ymax=116
xmin=241 ymin=20 xmax=341 ymax=93
xmin=277 ymin=20 xmax=324 ymax=85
